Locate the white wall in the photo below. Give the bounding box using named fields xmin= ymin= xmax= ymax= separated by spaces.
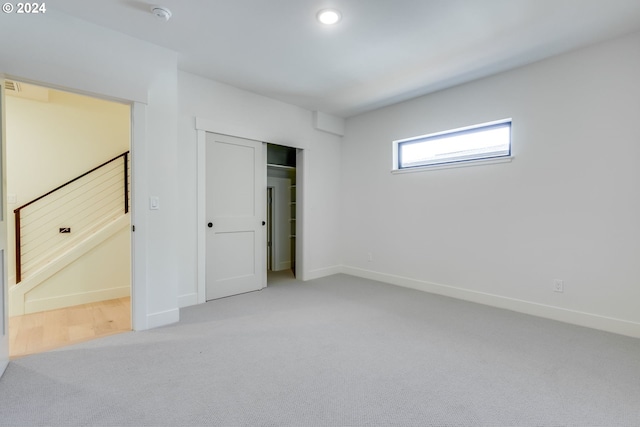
xmin=6 ymin=89 xmax=130 ymax=202
xmin=341 ymin=32 xmax=640 ymax=337
xmin=0 ymin=10 xmax=179 ymax=329
xmin=178 ymin=72 xmax=342 ymax=305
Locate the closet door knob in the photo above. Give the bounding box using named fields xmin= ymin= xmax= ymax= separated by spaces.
xmin=207 ymin=222 xmax=213 ymax=228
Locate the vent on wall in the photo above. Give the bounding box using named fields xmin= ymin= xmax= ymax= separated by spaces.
xmin=4 ymin=80 xmax=49 ymax=102
xmin=5 ymin=80 xmax=21 ymax=92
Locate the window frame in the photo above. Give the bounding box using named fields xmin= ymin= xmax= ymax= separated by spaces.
xmin=392 ymin=119 xmax=513 ymax=173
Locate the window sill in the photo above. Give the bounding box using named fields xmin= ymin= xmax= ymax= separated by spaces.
xmin=391 ymin=156 xmax=513 ymax=174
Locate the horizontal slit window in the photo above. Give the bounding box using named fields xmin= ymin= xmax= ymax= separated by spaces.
xmin=394 ymin=119 xmax=511 ymax=170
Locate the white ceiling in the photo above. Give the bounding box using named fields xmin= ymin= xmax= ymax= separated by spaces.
xmin=50 ymin=0 xmax=640 ymax=118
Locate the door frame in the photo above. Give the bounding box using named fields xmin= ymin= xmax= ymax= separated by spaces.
xmin=1 ymin=78 xmax=9 ymax=375
xmin=0 ymin=75 xmax=146 ymax=332
xmin=195 ymin=117 xmax=307 ymax=304
xmin=266 ymin=186 xmax=274 ymax=271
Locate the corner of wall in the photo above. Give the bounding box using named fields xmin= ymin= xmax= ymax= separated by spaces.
xmin=313 ymin=111 xmax=345 ymax=137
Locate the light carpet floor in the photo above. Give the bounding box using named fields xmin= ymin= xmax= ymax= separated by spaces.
xmin=1 ymin=272 xmax=639 ymax=426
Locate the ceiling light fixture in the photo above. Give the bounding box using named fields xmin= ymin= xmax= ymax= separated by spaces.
xmin=151 ymin=6 xmax=172 ymax=22
xmin=316 ymin=9 xmax=341 ymax=25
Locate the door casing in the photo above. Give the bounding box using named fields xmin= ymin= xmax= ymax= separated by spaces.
xmin=267 ymin=187 xmax=274 ymax=271
xmin=1 ymin=78 xmax=10 ymax=376
xmin=195 ymin=118 xmax=306 ymax=304
xmin=0 ymin=75 xmax=144 ymax=339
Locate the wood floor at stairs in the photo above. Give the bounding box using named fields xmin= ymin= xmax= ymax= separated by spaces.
xmin=9 ymin=297 xmax=131 ymax=359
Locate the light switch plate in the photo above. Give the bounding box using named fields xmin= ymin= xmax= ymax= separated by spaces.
xmin=149 ymin=196 xmax=160 ymax=210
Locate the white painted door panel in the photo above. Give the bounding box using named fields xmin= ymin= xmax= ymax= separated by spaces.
xmin=0 ymin=80 xmax=9 ymax=376
xmin=206 ymin=133 xmax=264 ymax=300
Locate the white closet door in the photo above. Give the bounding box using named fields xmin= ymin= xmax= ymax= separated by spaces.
xmin=205 ymin=133 xmax=265 ymax=300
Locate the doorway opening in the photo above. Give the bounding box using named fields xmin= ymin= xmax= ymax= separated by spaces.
xmin=5 ymin=80 xmax=132 ymax=358
xmin=266 ymin=143 xmax=296 ymax=285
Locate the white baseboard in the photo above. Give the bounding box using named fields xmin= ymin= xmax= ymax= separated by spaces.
xmin=24 ymin=286 xmax=131 ymax=315
xmin=178 ymin=293 xmax=198 ymax=308
xmin=304 ymin=265 xmax=342 ymax=281
xmin=147 ymin=308 xmax=179 ymax=329
xmin=274 ymin=261 xmax=292 ymax=272
xmin=341 ymin=266 xmax=640 ymax=339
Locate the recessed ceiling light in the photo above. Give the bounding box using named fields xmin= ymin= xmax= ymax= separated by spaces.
xmin=317 ymin=9 xmax=341 ymax=25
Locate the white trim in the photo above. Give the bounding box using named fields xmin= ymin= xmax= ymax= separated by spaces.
xmin=394 ymin=118 xmax=512 ymax=144
xmin=306 ymin=265 xmax=342 ymax=281
xmin=196 ymin=117 xmax=259 ymax=142
xmin=131 ymin=102 xmax=148 ymax=331
xmin=195 ymin=117 xmax=308 ymax=149
xmin=147 ymin=308 xmax=179 ymax=329
xmin=267 ymin=163 xmax=295 ymax=170
xmin=391 ymin=156 xmax=513 ymax=174
xmin=341 ymin=266 xmax=640 ymax=339
xmin=24 ymin=286 xmax=130 ymax=314
xmin=0 ymin=76 xmax=9 ymax=377
xmin=276 ymin=261 xmax=292 ymax=271
xmin=267 ymin=186 xmax=275 ymax=271
xmin=294 ymin=149 xmax=305 ymax=280
xmin=178 ymin=292 xmax=198 ymax=308
xmin=261 ymin=143 xmax=267 ymax=289
xmin=196 ymin=129 xmax=206 ymax=304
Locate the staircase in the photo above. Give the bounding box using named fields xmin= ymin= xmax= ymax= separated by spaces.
xmin=9 ymin=152 xmax=131 ymax=316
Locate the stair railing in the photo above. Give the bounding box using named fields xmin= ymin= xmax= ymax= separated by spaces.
xmin=13 ymin=151 xmax=130 ymax=283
